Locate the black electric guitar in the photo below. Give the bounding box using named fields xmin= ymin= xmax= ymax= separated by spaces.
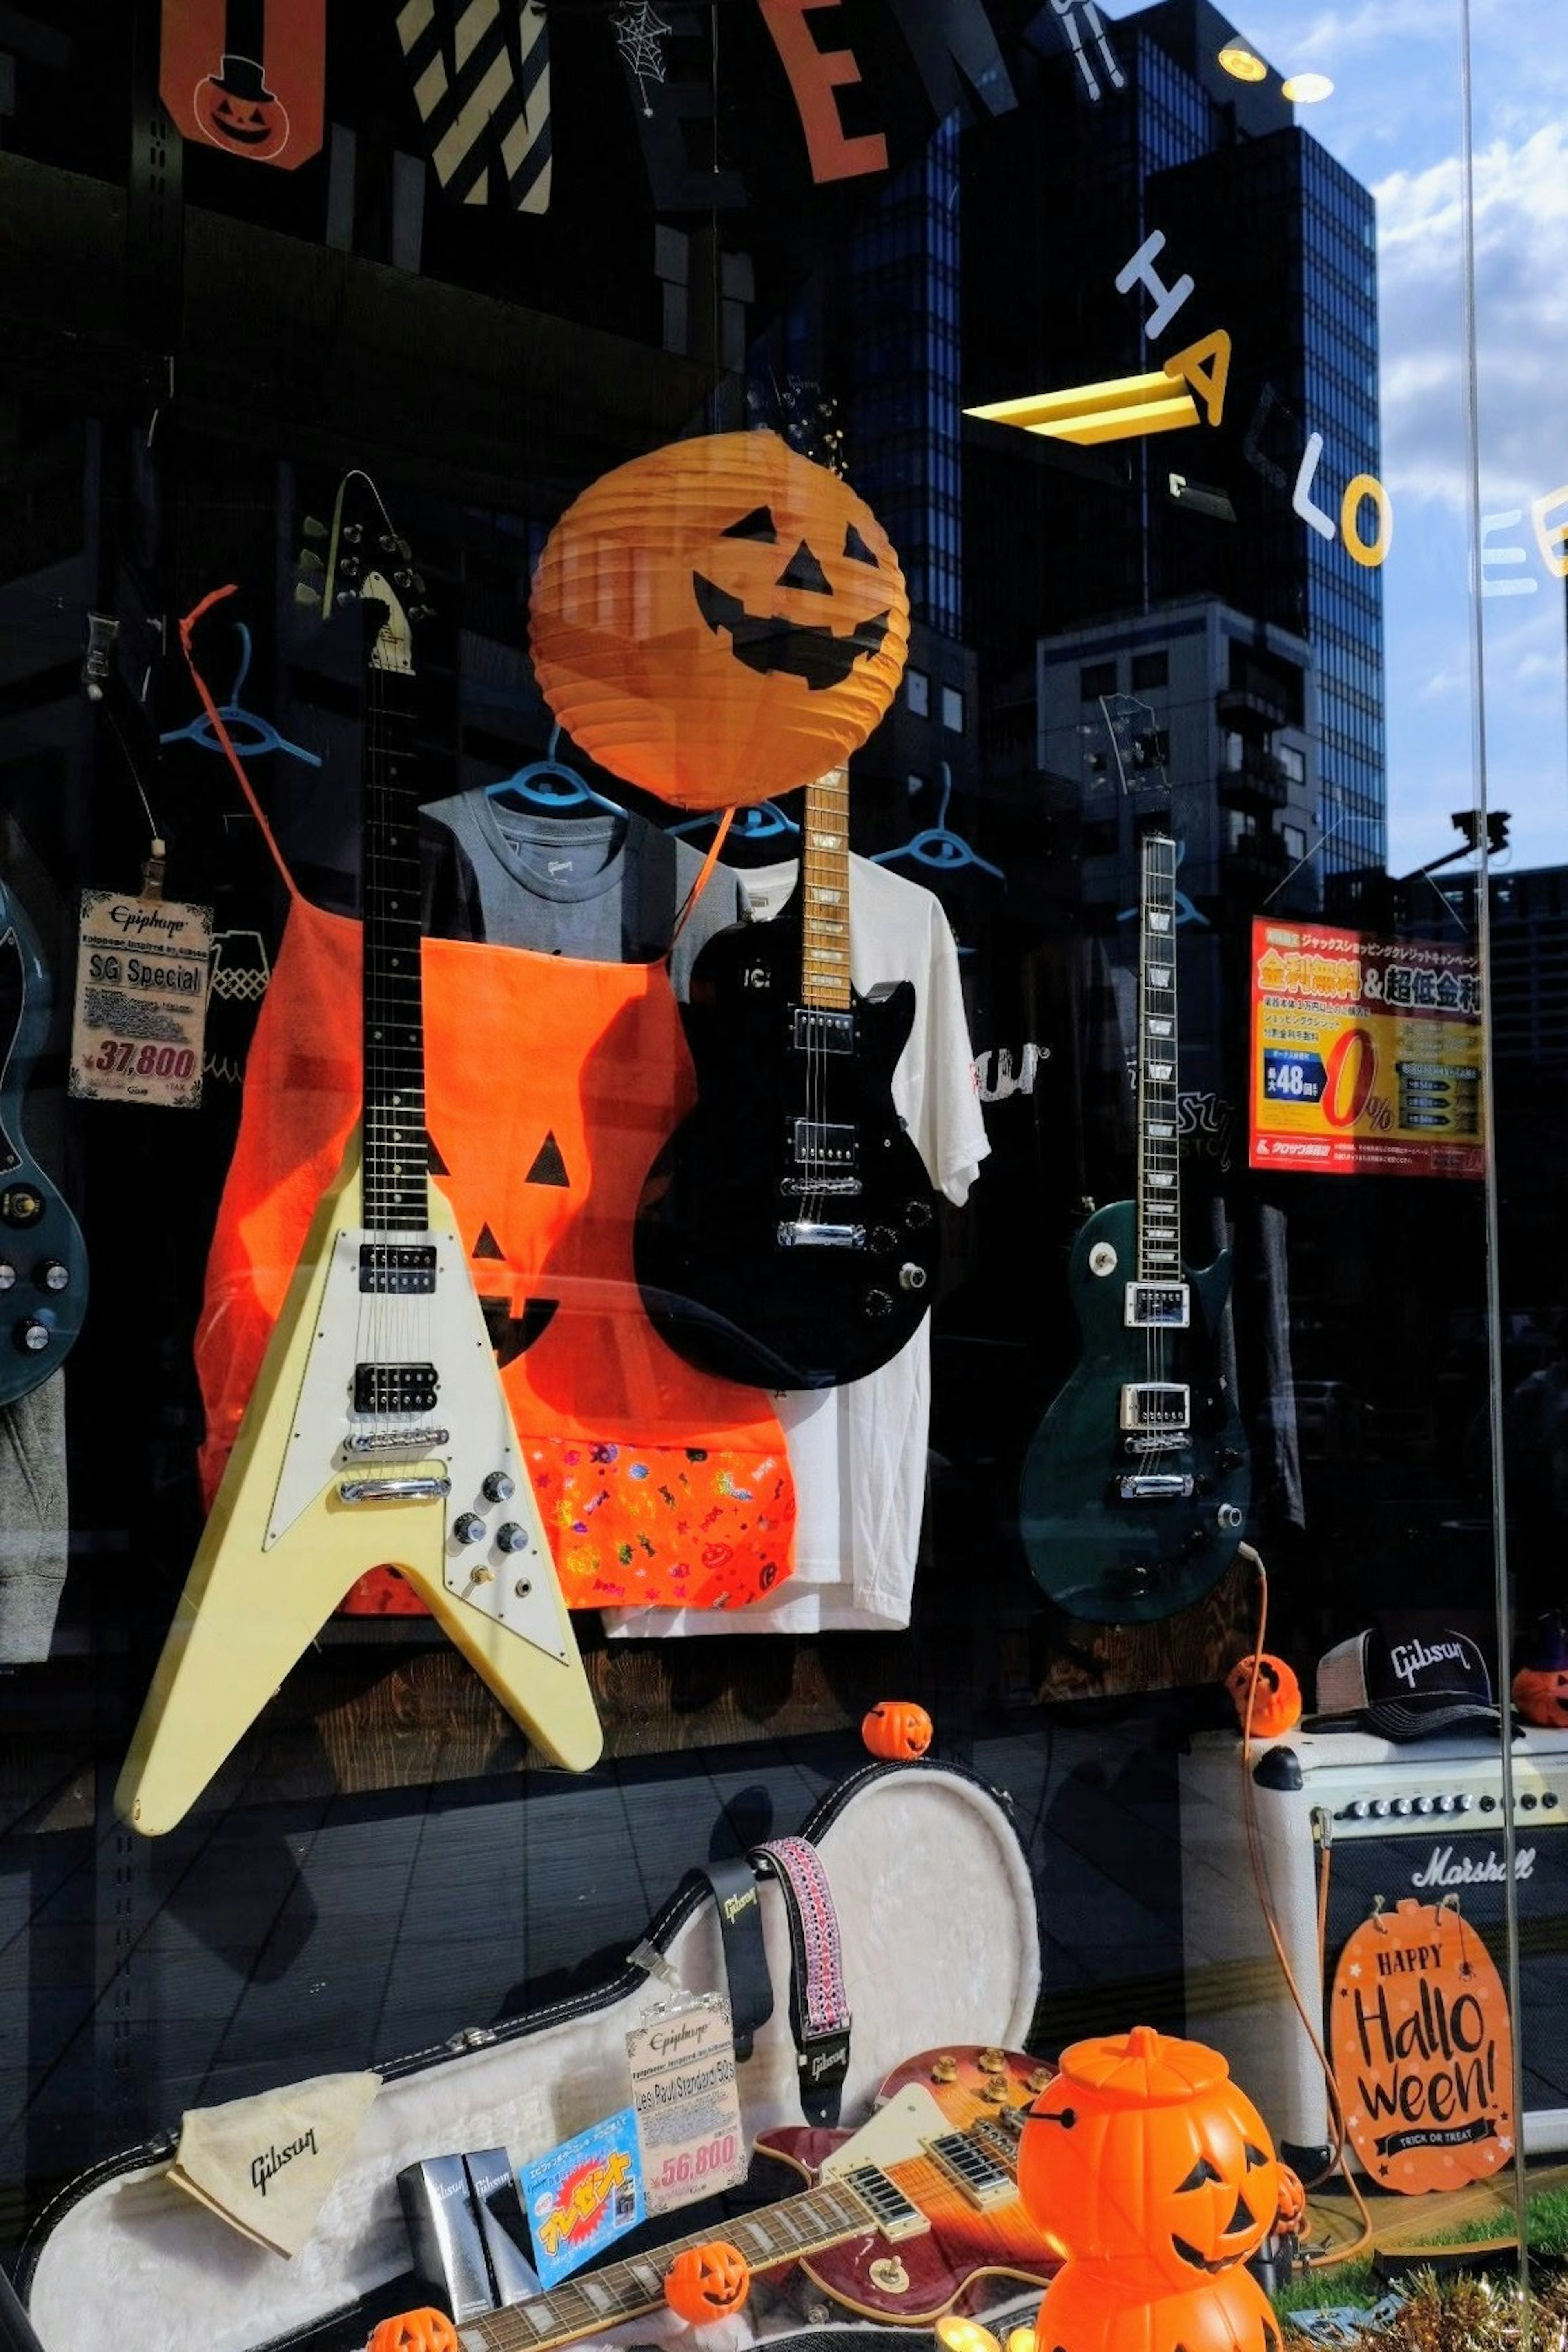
xmin=634 ymin=766 xmax=942 ymax=1391
xmin=1018 ymin=832 xmax=1248 ymax=1624
xmin=0 ymin=880 xmax=87 ymax=1406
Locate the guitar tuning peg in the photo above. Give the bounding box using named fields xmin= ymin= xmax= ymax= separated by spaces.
xmin=297 ymin=549 xmax=324 ymax=575
xmin=378 ymin=532 xmax=398 ymax=555
xmin=338 ymin=556 xmax=362 ymax=581
xmin=341 ymin=521 xmax=363 ymax=545
xmin=293 ymin=582 xmax=323 ymax=608
xmin=335 ymin=587 xmax=360 ymax=607
xmin=302 ymin=515 xmax=328 ymax=540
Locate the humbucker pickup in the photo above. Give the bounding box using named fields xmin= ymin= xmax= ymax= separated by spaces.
xmin=791 ymin=1119 xmax=858 ymax=1169
xmin=1124 ymin=1280 xmax=1190 ymax=1329
xmin=791 ymin=1006 xmax=855 ymax=1055
xmin=353 ymin=1362 xmax=439 ymax=1416
xmin=924 ymin=2130 xmax=1016 ymax=2212
xmin=358 ymin=1243 xmax=437 ymax=1295
xmin=1119 ymin=1382 xmax=1190 ymax=1432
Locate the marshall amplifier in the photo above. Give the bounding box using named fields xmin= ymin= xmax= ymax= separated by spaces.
xmin=1180 ymin=1724 xmax=1568 ymax=2170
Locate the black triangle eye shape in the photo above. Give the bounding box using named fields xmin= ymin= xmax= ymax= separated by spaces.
xmin=844 ymin=522 xmax=879 ymax=565
xmin=1176 ymin=2157 xmax=1224 ymax=2192
xmin=721 ymin=505 xmax=778 ymax=543
xmin=1244 ymin=2143 xmax=1271 ymax=2168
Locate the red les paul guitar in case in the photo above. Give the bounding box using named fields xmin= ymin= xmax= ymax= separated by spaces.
xmin=459 ymin=2048 xmax=1058 ymax=2352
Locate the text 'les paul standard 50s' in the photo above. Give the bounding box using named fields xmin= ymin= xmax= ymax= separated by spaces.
xmin=116 ymin=478 xmax=601 ymax=1835
xmin=459 ymin=2047 xmax=1058 ymax=2352
xmin=1019 ymin=832 xmax=1249 ymax=1625
xmin=635 ymin=766 xmax=942 ymax=1392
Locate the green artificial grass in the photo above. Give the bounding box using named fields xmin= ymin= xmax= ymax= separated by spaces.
xmin=1268 ymin=2183 xmax=1568 ymax=2329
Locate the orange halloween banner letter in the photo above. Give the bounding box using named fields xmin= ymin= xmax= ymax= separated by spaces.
xmin=160 ymin=0 xmax=326 ymax=170
xmin=757 ymin=0 xmax=889 ymax=184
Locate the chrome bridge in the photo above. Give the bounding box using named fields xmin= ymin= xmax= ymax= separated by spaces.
xmin=339 ymin=1474 xmax=452 ymax=1504
xmin=1118 ymin=1471 xmax=1196 ymax=1501
xmin=1119 ymin=1381 xmax=1190 ymax=1433
xmin=779 ymin=1175 xmax=862 ymax=1198
xmin=777 ymin=1220 xmax=866 ymax=1250
xmin=344 ymin=1425 xmax=450 ymax=1455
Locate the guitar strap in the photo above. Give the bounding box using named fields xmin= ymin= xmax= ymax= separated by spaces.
xmin=686 ymin=1858 xmax=773 ymax=2064
xmin=750 ymin=1835 xmax=851 ymax=2126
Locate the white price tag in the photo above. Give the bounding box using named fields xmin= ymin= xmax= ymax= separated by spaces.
xmin=625 ymin=1995 xmax=748 ymax=2217
xmin=69 ymin=891 xmax=212 ymax=1109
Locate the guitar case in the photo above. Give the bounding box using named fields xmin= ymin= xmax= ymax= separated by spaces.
xmin=18 ymin=1761 xmax=1041 ymax=2352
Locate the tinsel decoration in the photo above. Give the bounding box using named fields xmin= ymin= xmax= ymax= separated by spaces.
xmin=1334 ymin=2266 xmax=1568 ymax=2352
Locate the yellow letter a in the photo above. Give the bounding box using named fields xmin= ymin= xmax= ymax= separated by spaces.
xmin=1163 ymin=330 xmax=1231 ymax=426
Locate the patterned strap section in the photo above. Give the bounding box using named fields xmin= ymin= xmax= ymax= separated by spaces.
xmin=751 ymin=1834 xmax=852 ymax=2125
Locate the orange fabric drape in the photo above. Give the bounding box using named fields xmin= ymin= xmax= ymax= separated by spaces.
xmin=196 ymin=895 xmax=795 ymax=1610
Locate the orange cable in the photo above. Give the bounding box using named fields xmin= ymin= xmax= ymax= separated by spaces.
xmin=177 ymin=585 xmax=302 ymax=902
xmin=670 ymin=805 xmax=736 ymax=944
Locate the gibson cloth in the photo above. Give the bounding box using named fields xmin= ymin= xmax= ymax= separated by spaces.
xmin=166 ymin=2071 xmax=382 ymax=2257
xmin=751 ymin=1835 xmax=851 ymax=2125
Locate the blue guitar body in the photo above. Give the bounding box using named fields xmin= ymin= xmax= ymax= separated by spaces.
xmin=1018 ymin=1199 xmax=1249 ymax=1624
xmin=0 ymin=883 xmax=87 ymax=1403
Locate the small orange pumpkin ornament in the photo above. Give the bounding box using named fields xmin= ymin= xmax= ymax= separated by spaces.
xmin=1272 ymin=2164 xmax=1307 ymax=2241
xmin=664 ymin=2241 xmax=751 ymax=2324
xmin=529 ymin=431 xmax=909 ymax=811
xmin=1224 ymin=1653 xmax=1302 ymax=1739
xmin=862 ymin=1699 xmax=933 ymax=1760
xmin=1513 ymin=1612 xmax=1568 ymax=1727
xmin=1019 ymin=2025 xmax=1280 ymax=2298
xmin=367 ymin=2311 xmax=460 ymax=2352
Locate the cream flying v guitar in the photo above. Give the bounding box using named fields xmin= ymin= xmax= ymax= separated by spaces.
xmin=116 ymin=479 xmax=602 ymax=1835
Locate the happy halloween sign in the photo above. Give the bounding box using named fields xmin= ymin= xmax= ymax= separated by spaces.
xmin=1330 ymin=1897 xmax=1513 ymax=2194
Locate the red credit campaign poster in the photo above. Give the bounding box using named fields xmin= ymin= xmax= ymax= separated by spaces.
xmin=1249 ymin=918 xmax=1485 ymax=1180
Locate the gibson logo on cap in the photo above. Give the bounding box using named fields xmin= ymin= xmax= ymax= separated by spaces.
xmin=1389 ymin=1637 xmax=1468 ymax=1689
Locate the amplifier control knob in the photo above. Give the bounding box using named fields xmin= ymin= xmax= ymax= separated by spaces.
xmin=1416 ymin=1796 xmax=1436 ymax=1814
xmin=453 ymin=1513 xmax=486 ymax=1545
xmin=1546 ymin=1793 xmax=1560 ymax=1810
xmin=482 ymin=1471 xmax=515 ymax=1504
xmin=1479 ymin=1795 xmax=1497 ymax=1812
xmin=18 ymin=1320 xmax=49 ymax=1353
xmin=1521 ymin=1793 xmax=1538 ymax=1811
xmin=1456 ymin=1793 xmax=1474 ymax=1812
xmin=496 ymin=1521 xmax=531 ymax=1555
xmin=1437 ymin=1795 xmax=1457 ymax=1813
xmin=1348 ymin=1800 xmax=1370 ymax=1820
xmin=38 ymin=1260 xmax=70 ymax=1292
xmin=1372 ymin=1800 xmax=1391 ymax=1818
xmin=1394 ymin=1798 xmax=1414 ymax=1816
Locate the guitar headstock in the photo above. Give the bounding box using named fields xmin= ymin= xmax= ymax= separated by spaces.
xmin=878 ymin=2046 xmax=1054 ymax=2127
xmin=292 ymin=471 xmax=429 ymax=675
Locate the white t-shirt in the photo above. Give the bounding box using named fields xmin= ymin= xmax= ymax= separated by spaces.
xmin=606 ymin=853 xmax=989 ymax=1637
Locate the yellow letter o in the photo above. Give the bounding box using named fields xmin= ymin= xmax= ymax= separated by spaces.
xmin=1340 ymin=473 xmax=1393 ymax=568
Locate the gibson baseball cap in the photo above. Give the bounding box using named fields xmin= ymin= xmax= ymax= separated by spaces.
xmin=1315 ymin=1625 xmax=1501 ymax=1740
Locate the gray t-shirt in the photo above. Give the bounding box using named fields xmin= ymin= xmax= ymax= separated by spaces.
xmin=419 ymin=791 xmax=743 ymax=997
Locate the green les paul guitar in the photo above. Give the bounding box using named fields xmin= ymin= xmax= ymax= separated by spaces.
xmin=1019 ymin=832 xmax=1249 ymax=1624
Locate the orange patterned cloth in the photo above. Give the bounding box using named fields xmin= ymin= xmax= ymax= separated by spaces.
xmin=195 ymin=894 xmax=795 ymax=1610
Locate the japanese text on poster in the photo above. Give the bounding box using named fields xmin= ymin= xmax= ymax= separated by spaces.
xmin=625 ymin=1996 xmax=747 ymax=2216
xmin=69 ymin=891 xmax=212 ymax=1109
xmin=519 ymin=2109 xmax=644 ymax=2289
xmin=1249 ymin=919 xmax=1483 ymax=1179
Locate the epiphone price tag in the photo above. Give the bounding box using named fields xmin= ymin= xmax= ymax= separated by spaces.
xmin=69 ymin=891 xmax=212 ymax=1109
xmin=625 ymin=1996 xmax=747 ymax=2216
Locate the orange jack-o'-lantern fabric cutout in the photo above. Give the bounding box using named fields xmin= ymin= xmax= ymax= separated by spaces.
xmin=1330 ymin=1897 xmax=1513 ymax=2194
xmin=160 ymin=0 xmax=326 ymax=168
xmin=194 ymin=896 xmax=795 ymax=1612
xmin=1019 ymin=2026 xmax=1279 ymax=2297
xmin=529 ymin=431 xmax=910 ymax=811
xmin=1033 ymin=2255 xmax=1283 ymax=2352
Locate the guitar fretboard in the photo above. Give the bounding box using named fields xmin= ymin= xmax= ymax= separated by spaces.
xmin=1136 ymin=834 xmax=1180 ymax=1282
xmin=459 ymin=2174 xmax=874 ymax=2352
xmin=361 ymin=653 xmax=429 ymax=1234
xmin=799 ymin=767 xmax=852 ymax=1011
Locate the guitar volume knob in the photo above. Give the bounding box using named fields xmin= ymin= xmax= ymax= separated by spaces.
xmin=495 ymin=1521 xmax=531 ymax=1554
xmin=18 ymin=1320 xmax=49 ymax=1354
xmin=0 ymin=1263 xmax=13 ymax=1292
xmin=864 ymin=1288 xmax=894 ymax=1319
xmin=903 ymin=1198 xmax=934 ymax=1229
xmin=453 ymin=1512 xmax=486 ymax=1546
xmin=869 ymin=1226 xmax=898 ymax=1253
xmin=38 ymin=1261 xmax=70 ymax=1293
xmin=481 ymin=1471 xmax=515 ymax=1503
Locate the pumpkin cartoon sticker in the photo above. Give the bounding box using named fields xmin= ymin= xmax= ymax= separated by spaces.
xmin=160 ymin=0 xmax=326 ymax=171
xmin=1331 ymin=1896 xmax=1514 ymax=2193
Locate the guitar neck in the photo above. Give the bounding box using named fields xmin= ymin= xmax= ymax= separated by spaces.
xmin=1136 ymin=833 xmax=1180 ymax=1282
xmin=799 ymin=766 xmax=851 ymax=1010
xmin=361 ymin=651 xmax=429 ymax=1234
xmin=460 ymin=2176 xmax=871 ymax=2352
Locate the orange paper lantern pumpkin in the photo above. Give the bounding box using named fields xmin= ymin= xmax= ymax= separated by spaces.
xmin=665 ymin=2241 xmax=751 ymax=2323
xmin=529 ymin=431 xmax=909 ymax=811
xmin=1033 ymin=2257 xmax=1284 ymax=2352
xmin=1224 ymin=1654 xmax=1302 ymax=1739
xmin=862 ymin=1699 xmax=933 ymax=1759
xmin=1018 ymin=2025 xmax=1280 ymax=2298
xmin=367 ymin=2312 xmax=459 ymax=2352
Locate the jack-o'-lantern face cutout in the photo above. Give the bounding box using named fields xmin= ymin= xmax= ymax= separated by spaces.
xmin=529 ymin=431 xmax=909 ymax=810
xmin=1018 ymin=2026 xmax=1279 ymax=2297
xmin=194 ymin=56 xmax=290 ymax=158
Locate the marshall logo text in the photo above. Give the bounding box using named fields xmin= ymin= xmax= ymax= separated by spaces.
xmin=250 ymin=2129 xmax=318 ymax=2197
xmin=1411 ymin=1844 xmax=1535 ymax=1890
